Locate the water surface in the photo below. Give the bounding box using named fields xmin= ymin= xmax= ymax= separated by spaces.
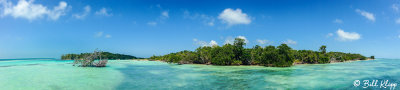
xmin=0 ymin=59 xmax=399 ymax=90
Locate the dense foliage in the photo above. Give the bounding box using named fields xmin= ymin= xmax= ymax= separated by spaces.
xmin=61 ymin=52 xmax=139 ymax=60
xmin=150 ymin=38 xmax=370 ymax=67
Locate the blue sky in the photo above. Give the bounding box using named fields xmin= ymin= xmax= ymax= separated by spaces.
xmin=0 ymin=0 xmax=400 ymax=59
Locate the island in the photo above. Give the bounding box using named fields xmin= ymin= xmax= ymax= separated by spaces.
xmin=61 ymin=51 xmax=142 ymax=67
xmin=60 ymin=38 xmax=374 ymax=67
xmin=61 ymin=51 xmax=141 ymax=60
xmin=150 ymin=38 xmax=374 ymax=67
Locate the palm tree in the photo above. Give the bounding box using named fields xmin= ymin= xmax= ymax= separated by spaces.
xmin=319 ymin=45 xmax=327 ymax=54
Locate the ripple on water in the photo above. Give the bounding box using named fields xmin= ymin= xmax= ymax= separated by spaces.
xmin=1 ymin=59 xmax=400 ymax=90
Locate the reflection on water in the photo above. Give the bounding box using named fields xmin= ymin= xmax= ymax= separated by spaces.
xmin=0 ymin=59 xmax=399 ymax=90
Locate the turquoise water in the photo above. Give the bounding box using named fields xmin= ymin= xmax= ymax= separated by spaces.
xmin=0 ymin=59 xmax=399 ymax=90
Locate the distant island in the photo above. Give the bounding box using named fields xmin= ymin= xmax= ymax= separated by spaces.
xmin=60 ymin=38 xmax=374 ymax=67
xmin=150 ymin=38 xmax=374 ymax=67
xmin=61 ymin=51 xmax=141 ymax=60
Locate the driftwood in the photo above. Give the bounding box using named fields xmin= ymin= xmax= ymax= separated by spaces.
xmin=73 ymin=49 xmax=108 ymax=67
xmin=93 ymin=60 xmax=108 ymax=67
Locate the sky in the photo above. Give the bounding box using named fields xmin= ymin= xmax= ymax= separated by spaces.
xmin=0 ymin=0 xmax=400 ymax=59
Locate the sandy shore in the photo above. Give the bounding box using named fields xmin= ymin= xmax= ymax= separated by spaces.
xmin=294 ymin=58 xmax=374 ymax=65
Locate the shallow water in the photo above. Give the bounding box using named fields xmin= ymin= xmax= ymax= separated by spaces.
xmin=0 ymin=59 xmax=399 ymax=90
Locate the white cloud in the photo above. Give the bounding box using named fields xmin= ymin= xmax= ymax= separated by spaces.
xmin=333 ymin=19 xmax=343 ymax=24
xmin=147 ymin=5 xmax=169 ymax=26
xmin=1 ymin=0 xmax=68 ymax=21
xmin=224 ymin=36 xmax=234 ymax=44
xmin=161 ymin=11 xmax=168 ymax=18
xmin=207 ymin=21 xmax=214 ymax=26
xmin=47 ymin=1 xmax=67 ymax=20
xmin=396 ymin=18 xmax=400 ymax=24
xmin=73 ymin=5 xmax=90 ymax=19
xmin=183 ymin=10 xmax=215 ymax=26
xmin=147 ymin=21 xmax=157 ymax=26
xmin=209 ymin=40 xmax=218 ymax=46
xmin=149 ymin=10 xmax=169 ymax=25
xmin=95 ymin=31 xmax=104 ymax=37
xmin=218 ymin=8 xmax=251 ymax=26
xmin=95 ymin=31 xmax=111 ymax=38
xmin=393 ymin=4 xmax=399 ymax=12
xmin=282 ymin=39 xmax=297 ymax=45
xmin=336 ymin=29 xmax=361 ymax=41
xmin=147 ymin=10 xmax=167 ymax=26
xmin=355 ymin=9 xmax=375 ymax=22
xmin=105 ymin=34 xmax=112 ymax=38
xmin=95 ymin=7 xmax=112 ymax=16
xmin=256 ymin=39 xmax=271 ymax=45
xmin=193 ymin=38 xmax=218 ymax=46
xmin=326 ymin=33 xmax=334 ymax=38
xmin=224 ymin=36 xmax=248 ymax=44
xmin=237 ymin=36 xmax=249 ymax=43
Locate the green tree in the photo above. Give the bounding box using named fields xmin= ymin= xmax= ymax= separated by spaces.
xmin=233 ymin=38 xmax=248 ymax=64
xmin=318 ymin=53 xmax=330 ymax=64
xmin=250 ymin=45 xmax=263 ymax=64
xmin=261 ymin=45 xmax=278 ymax=66
xmin=196 ymin=46 xmax=212 ymax=64
xmin=211 ymin=44 xmax=236 ymax=65
xmin=319 ymin=45 xmax=327 ymax=54
xmin=151 ymin=41 xmax=368 ymax=67
xmin=276 ymin=44 xmax=294 ymax=67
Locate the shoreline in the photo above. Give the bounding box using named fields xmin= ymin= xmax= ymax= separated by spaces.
xmin=294 ymin=58 xmax=374 ymax=65
xmin=132 ymin=59 xmax=375 ymax=67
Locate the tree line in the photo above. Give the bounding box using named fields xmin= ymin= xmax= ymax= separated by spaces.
xmin=150 ymin=38 xmax=373 ymax=67
xmin=61 ymin=52 xmax=140 ymax=60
